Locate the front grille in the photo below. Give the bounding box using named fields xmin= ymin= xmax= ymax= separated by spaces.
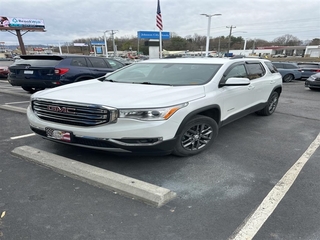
xmin=32 ymin=99 xmax=118 ymax=126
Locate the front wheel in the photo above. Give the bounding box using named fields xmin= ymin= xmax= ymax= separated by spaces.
xmin=256 ymin=91 xmax=279 ymax=116
xmin=172 ymin=115 xmax=218 ymax=157
xmin=283 ymin=74 xmax=294 ymax=82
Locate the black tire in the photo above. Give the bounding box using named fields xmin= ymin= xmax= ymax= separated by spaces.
xmin=21 ymin=86 xmax=45 ymax=93
xmin=172 ymin=115 xmax=218 ymax=157
xmin=309 ymin=87 xmax=320 ymax=91
xmin=283 ymin=74 xmax=294 ymax=82
xmin=256 ymin=91 xmax=279 ymax=116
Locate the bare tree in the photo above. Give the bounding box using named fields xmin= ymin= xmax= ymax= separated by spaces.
xmin=272 ymin=34 xmax=302 ymax=46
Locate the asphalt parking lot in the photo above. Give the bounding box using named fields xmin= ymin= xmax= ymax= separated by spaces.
xmin=0 ymin=77 xmax=320 ymax=240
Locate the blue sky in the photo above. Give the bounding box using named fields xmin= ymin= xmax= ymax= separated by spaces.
xmin=0 ymin=0 xmax=319 ymax=46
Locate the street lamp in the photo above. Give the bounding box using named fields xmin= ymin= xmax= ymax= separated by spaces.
xmin=233 ymin=31 xmax=248 ymax=51
xmin=243 ymin=38 xmax=248 ymax=51
xmin=201 ymin=13 xmax=222 ymax=57
xmin=104 ymin=30 xmax=109 ymax=58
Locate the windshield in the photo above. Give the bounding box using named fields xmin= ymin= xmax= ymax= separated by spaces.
xmin=103 ymin=62 xmax=222 ymax=86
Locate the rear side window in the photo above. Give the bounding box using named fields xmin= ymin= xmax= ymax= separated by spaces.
xmin=70 ymin=57 xmax=87 ymax=67
xmin=265 ymin=62 xmax=278 ymax=73
xmin=273 ymin=63 xmax=283 ymax=68
xmin=283 ymin=63 xmax=298 ymax=69
xmin=88 ymin=57 xmax=110 ymax=68
xmin=246 ymin=62 xmax=266 ymax=80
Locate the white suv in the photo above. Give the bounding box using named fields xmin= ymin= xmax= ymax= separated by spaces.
xmin=27 ymin=58 xmax=282 ymax=156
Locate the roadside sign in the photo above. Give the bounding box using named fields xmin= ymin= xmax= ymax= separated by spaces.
xmin=137 ymin=31 xmax=170 ymax=39
xmin=90 ymin=41 xmax=105 ymax=45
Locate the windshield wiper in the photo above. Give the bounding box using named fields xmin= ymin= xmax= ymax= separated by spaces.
xmin=136 ymin=82 xmax=172 ymax=86
xmin=104 ymin=79 xmax=117 ymax=82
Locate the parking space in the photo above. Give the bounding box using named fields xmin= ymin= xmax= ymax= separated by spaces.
xmin=1 ymin=80 xmax=320 ymax=239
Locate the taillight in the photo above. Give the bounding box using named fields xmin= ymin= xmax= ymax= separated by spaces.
xmin=54 ymin=68 xmax=69 ymax=75
xmin=315 ymin=69 xmax=320 ymax=73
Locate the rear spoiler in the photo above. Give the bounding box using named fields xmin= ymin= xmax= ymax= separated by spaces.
xmin=20 ymin=55 xmax=65 ymax=60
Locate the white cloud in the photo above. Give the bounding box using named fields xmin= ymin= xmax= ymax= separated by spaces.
xmin=0 ymin=0 xmax=319 ymax=45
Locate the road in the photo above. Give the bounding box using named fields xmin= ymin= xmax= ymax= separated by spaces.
xmin=0 ymin=77 xmax=320 ymax=240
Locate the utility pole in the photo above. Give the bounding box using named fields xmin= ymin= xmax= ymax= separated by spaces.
xmin=218 ymin=37 xmax=221 ymax=56
xmin=226 ymin=25 xmax=236 ymax=55
xmin=106 ymin=30 xmax=118 ymax=57
xmin=252 ymin=39 xmax=256 ymax=55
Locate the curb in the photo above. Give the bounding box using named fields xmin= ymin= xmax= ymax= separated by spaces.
xmin=12 ymin=145 xmax=177 ymax=208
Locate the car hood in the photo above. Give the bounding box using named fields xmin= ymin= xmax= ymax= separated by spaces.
xmin=32 ymin=79 xmax=206 ymax=108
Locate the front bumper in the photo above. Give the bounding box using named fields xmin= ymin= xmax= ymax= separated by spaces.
xmin=30 ymin=126 xmax=176 ymax=155
xmin=8 ymin=77 xmax=62 ymax=88
xmin=305 ymin=79 xmax=320 ymax=89
xmin=27 ymin=106 xmax=181 ymax=155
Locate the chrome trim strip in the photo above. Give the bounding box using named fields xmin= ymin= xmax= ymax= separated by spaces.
xmin=43 ymin=137 xmax=131 ymax=153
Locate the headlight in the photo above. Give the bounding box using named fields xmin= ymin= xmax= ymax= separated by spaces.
xmin=119 ymin=103 xmax=188 ymax=120
xmin=308 ymin=76 xmax=316 ymax=81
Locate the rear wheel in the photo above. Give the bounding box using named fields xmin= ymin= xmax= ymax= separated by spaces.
xmin=21 ymin=86 xmax=45 ymax=93
xmin=256 ymin=91 xmax=279 ymax=116
xmin=309 ymin=87 xmax=320 ymax=91
xmin=283 ymin=74 xmax=294 ymax=82
xmin=172 ymin=115 xmax=218 ymax=157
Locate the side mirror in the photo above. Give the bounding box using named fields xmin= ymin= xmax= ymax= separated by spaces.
xmin=219 ymin=77 xmax=250 ymax=87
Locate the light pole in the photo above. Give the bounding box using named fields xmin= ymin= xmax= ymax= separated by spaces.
xmin=201 ymin=13 xmax=221 ymax=57
xmin=104 ymin=30 xmax=108 ymax=58
xmin=233 ymin=31 xmax=247 ymax=51
xmin=243 ymin=38 xmax=248 ymax=51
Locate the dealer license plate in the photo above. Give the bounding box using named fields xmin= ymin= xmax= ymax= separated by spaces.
xmin=46 ymin=128 xmax=72 ymax=142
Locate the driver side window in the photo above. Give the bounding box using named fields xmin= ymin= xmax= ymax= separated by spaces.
xmin=225 ymin=64 xmax=247 ymax=80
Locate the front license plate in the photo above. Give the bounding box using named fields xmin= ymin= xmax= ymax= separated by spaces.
xmin=46 ymin=128 xmax=72 ymax=142
xmin=24 ymin=70 xmax=33 ymax=74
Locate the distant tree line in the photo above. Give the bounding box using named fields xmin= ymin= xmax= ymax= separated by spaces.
xmin=57 ymin=34 xmax=320 ymax=55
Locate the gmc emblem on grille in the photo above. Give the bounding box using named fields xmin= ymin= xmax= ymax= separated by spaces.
xmin=47 ymin=105 xmax=76 ymax=114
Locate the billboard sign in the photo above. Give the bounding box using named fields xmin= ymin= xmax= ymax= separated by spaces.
xmin=90 ymin=41 xmax=105 ymax=45
xmin=0 ymin=16 xmax=45 ymax=31
xmin=74 ymin=43 xmax=88 ymax=47
xmin=137 ymin=31 xmax=170 ymax=39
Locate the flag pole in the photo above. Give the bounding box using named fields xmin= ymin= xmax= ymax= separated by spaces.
xmin=159 ymin=30 xmax=162 ymax=58
xmin=156 ymin=0 xmax=163 ymax=59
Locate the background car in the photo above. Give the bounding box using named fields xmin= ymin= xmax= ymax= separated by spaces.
xmin=108 ymin=57 xmax=133 ymax=65
xmin=272 ymin=54 xmax=287 ymax=58
xmin=272 ymin=62 xmax=302 ymax=82
xmin=0 ymin=66 xmax=9 ymax=78
xmin=305 ymin=72 xmax=320 ymax=90
xmin=7 ymin=55 xmax=125 ymax=93
xmin=297 ymin=62 xmax=320 ymax=79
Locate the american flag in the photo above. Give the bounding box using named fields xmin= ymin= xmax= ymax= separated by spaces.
xmin=156 ymin=0 xmax=163 ymax=30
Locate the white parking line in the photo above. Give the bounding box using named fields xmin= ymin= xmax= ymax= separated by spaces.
xmin=229 ymin=132 xmax=320 ymax=240
xmin=5 ymin=101 xmax=30 ymax=105
xmin=10 ymin=133 xmax=36 ymax=140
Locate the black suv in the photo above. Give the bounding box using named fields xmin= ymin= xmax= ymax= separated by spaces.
xmin=7 ymin=55 xmax=125 ymax=93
